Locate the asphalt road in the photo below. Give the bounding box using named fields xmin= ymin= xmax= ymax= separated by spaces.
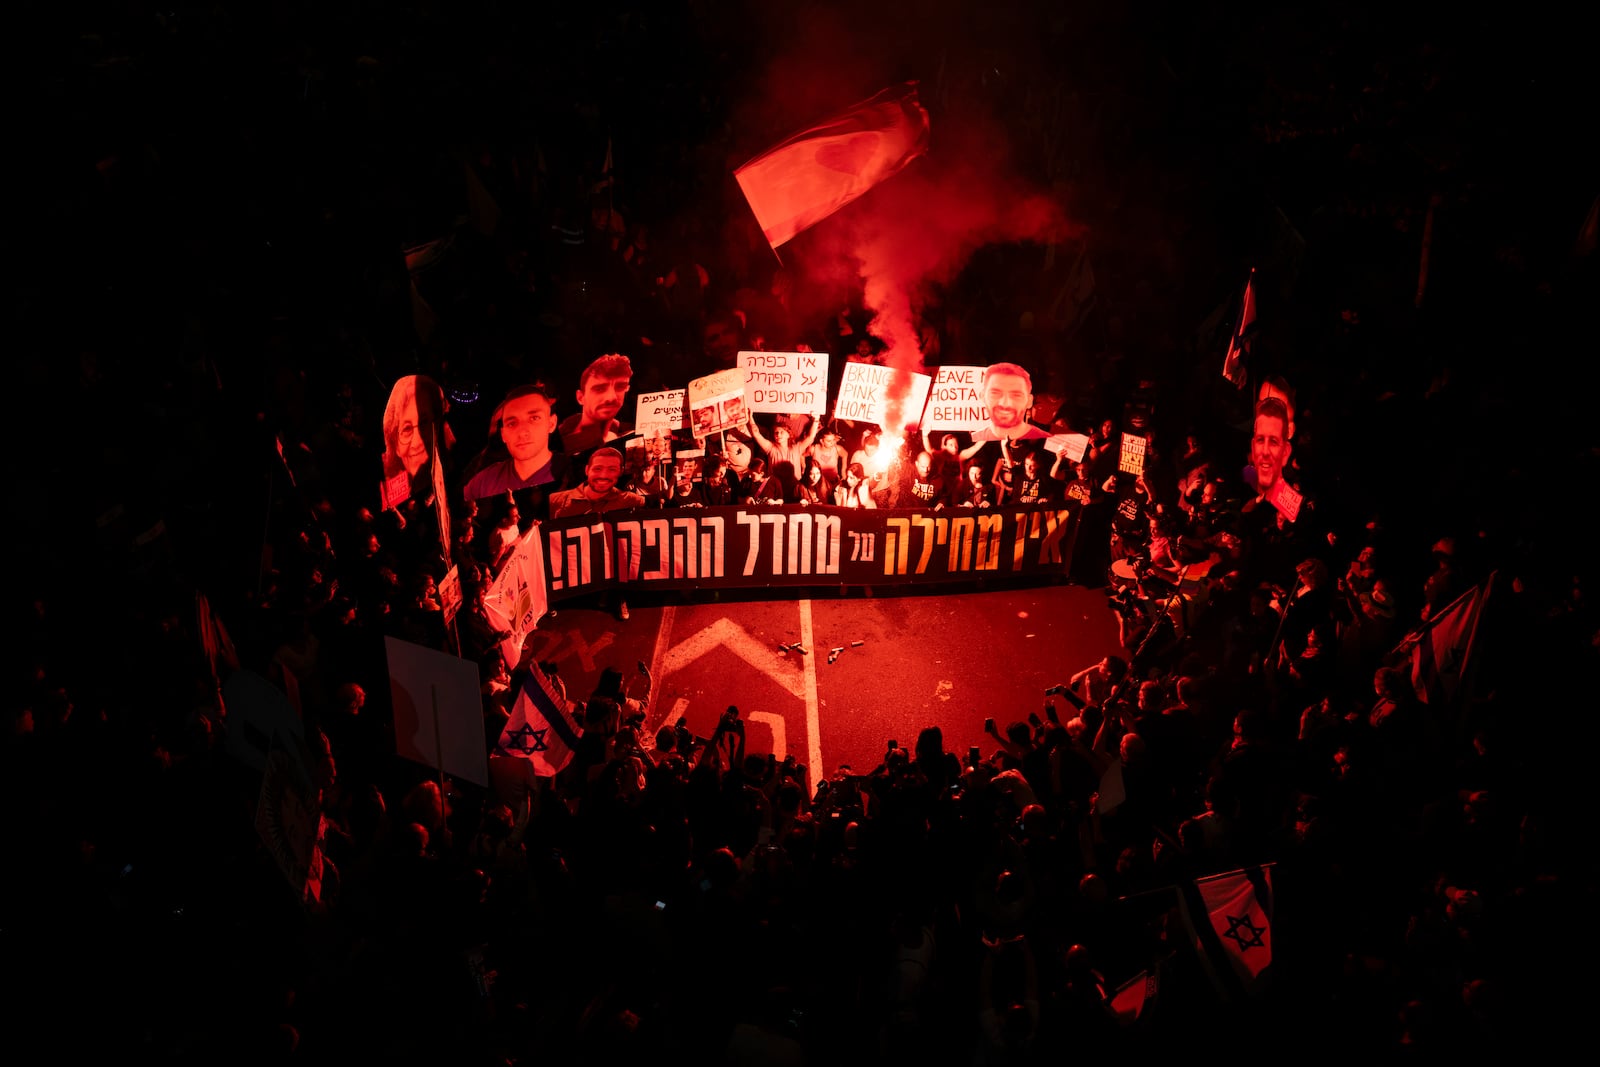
xmin=524 ymin=579 xmax=1124 ymax=786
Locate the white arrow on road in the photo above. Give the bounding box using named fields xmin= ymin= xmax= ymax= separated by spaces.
xmin=647 ymin=605 xmax=822 ymax=781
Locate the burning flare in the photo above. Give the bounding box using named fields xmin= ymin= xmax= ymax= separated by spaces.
xmin=868 ymin=434 xmax=902 ymax=475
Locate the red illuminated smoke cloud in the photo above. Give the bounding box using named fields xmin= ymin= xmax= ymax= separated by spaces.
xmin=836 ymin=122 xmax=1076 ymax=434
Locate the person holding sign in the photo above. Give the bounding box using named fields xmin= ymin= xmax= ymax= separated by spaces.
xmin=806 ymin=425 xmax=848 ymax=495
xmin=971 ymin=362 xmax=1050 ymax=444
xmin=747 ymin=413 xmax=819 ymax=478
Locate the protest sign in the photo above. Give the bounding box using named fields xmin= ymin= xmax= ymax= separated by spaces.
xmin=634 ymin=388 xmax=687 ymax=434
xmin=832 ymin=362 xmax=932 ymax=430
xmin=1045 ymin=433 xmax=1091 ymax=463
xmin=1119 ymin=433 xmax=1147 ymax=475
xmin=921 ymin=365 xmax=988 ymax=432
xmin=1267 ymin=477 xmax=1302 ymax=523
xmin=738 ymin=351 xmax=828 ymax=416
xmin=688 ymin=367 xmax=748 ymax=438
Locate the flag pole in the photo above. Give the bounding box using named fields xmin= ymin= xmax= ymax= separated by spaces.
xmin=431 ymin=684 xmax=447 ymax=800
xmin=1415 ymin=194 xmax=1440 ymax=308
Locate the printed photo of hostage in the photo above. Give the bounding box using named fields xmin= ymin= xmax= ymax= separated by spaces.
xmin=1248 ymin=396 xmax=1292 ymax=500
xmin=556 ymin=353 xmax=634 ymax=455
xmin=463 ymin=382 xmax=572 ymax=502
xmin=549 ymin=447 xmax=647 ymax=622
xmin=381 ymin=374 xmax=452 ymax=508
xmin=971 ymin=361 xmax=1050 ymax=444
xmin=1243 ymin=374 xmax=1299 ymax=494
xmin=691 ymin=403 xmax=718 ymax=440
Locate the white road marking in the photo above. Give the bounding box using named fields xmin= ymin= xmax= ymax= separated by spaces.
xmin=648 ymin=610 xmax=805 ymax=734
xmin=643 ymin=605 xmax=676 ymax=737
xmin=799 ymin=599 xmax=822 ymax=785
xmin=660 ymin=616 xmax=803 ymax=678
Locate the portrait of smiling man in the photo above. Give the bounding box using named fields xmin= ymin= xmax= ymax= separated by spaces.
xmin=971 ymin=361 xmax=1049 ymax=443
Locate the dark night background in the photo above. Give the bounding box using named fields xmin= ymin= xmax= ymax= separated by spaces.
xmin=6 ymin=0 xmax=1597 ymax=1061
xmin=14 ymin=1 xmax=1599 ymax=600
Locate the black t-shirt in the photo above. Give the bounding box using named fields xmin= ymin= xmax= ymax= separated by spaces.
xmin=908 ymin=472 xmax=945 ymax=506
xmin=1112 ymin=476 xmax=1151 ymax=536
xmin=1015 ymin=471 xmax=1054 ymax=505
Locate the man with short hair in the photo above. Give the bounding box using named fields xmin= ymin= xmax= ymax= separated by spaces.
xmin=557 ymin=353 xmax=634 ymax=454
xmin=464 ymin=382 xmax=572 ymax=501
xmin=972 ymin=362 xmax=1049 ymax=443
xmin=549 ymin=447 xmax=647 ymax=621
xmin=906 ymin=450 xmax=948 ymax=507
xmin=1257 ymin=375 xmax=1296 ymax=440
xmin=1249 ymin=396 xmax=1292 ymax=499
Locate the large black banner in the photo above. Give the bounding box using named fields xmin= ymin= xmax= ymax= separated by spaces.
xmin=541 ymin=503 xmax=1078 ymax=600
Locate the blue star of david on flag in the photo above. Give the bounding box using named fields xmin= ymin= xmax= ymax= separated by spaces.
xmin=1223 ymin=912 xmax=1266 ymax=952
xmin=499 ymin=723 xmax=549 ymax=757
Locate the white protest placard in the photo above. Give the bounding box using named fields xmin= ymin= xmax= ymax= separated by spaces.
xmin=380 ymin=469 xmax=410 ymax=511
xmin=437 ymin=565 xmax=463 ymax=626
xmin=737 ymin=350 xmax=828 ymax=416
xmin=1119 ymin=433 xmax=1147 ymax=475
xmin=687 ymin=367 xmax=748 ymax=439
xmin=634 ymin=389 xmax=687 ymax=434
xmin=1267 ymin=477 xmax=1303 ymax=523
xmin=921 ymin=365 xmax=988 ymax=432
xmin=831 ymin=362 xmax=933 ymax=431
xmin=482 ymin=523 xmax=548 ymax=671
xmin=385 ymin=636 xmax=489 ymax=788
xmin=1045 ymin=433 xmax=1092 ymax=463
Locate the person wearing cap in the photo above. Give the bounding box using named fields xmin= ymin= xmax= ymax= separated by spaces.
xmin=463 ymin=381 xmax=572 ymax=502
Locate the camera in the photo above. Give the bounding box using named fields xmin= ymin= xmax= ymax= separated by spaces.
xmin=968 ymin=745 xmax=981 ymax=767
xmin=1044 ymin=684 xmax=1067 ymax=697
xmin=984 ymin=717 xmax=995 ymax=732
xmin=887 ymin=739 xmax=898 ymax=750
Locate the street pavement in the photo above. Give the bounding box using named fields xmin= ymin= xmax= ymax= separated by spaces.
xmin=523 ymin=580 xmax=1124 ymax=787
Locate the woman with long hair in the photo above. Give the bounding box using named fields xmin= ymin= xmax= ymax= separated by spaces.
xmin=834 ymin=462 xmax=876 ymax=508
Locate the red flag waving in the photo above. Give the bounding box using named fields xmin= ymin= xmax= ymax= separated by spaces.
xmin=735 ymin=82 xmax=931 ymax=251
xmin=1222 ymin=269 xmax=1257 ymax=388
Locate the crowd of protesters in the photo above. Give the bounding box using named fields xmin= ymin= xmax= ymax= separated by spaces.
xmin=11 ymin=7 xmax=1598 ymax=1062
xmin=10 ymin=283 xmax=1594 ymax=1064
